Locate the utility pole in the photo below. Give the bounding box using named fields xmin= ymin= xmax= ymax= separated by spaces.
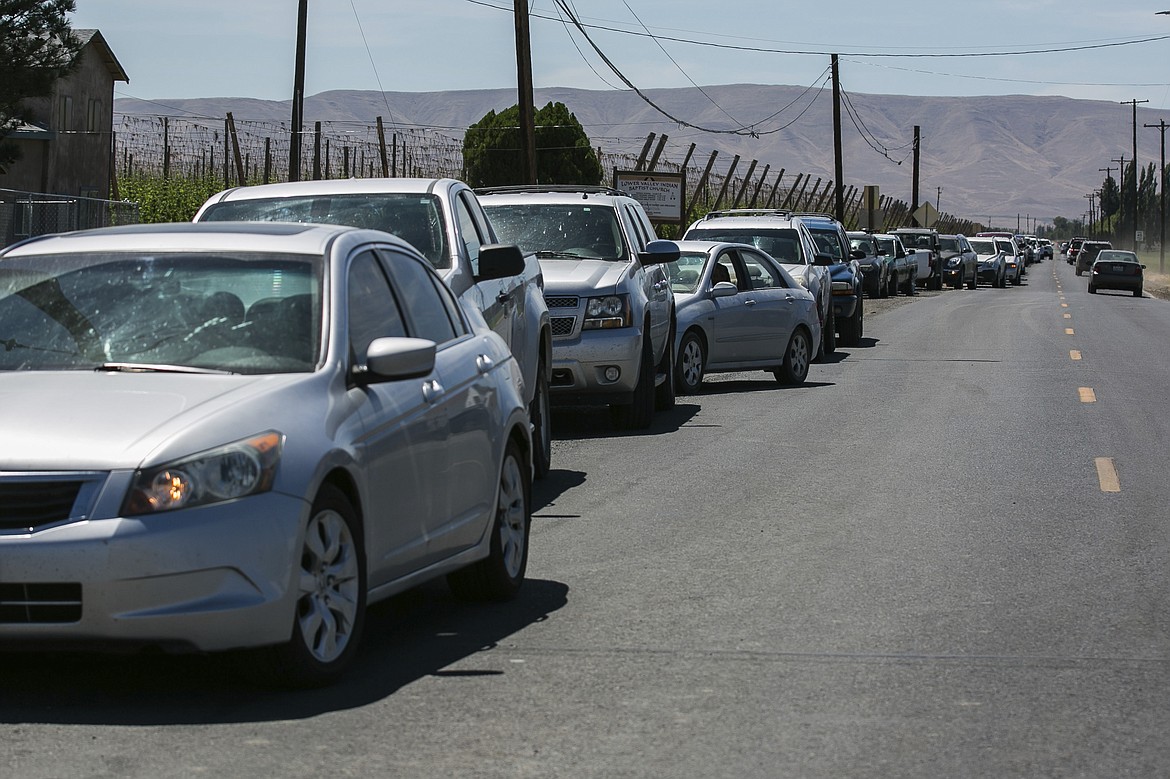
xmin=289 ymin=0 xmax=308 ymax=182
xmin=1084 ymin=193 xmax=1096 ymax=239
xmin=911 ymin=125 xmax=920 ymax=225
xmin=1145 ymin=119 xmax=1168 ymax=272
xmin=1122 ymin=99 xmax=1149 ymax=251
xmin=831 ymin=55 xmax=845 ymax=222
xmin=514 ymin=0 xmax=537 ymax=184
xmin=1111 ymin=156 xmax=1126 ymax=243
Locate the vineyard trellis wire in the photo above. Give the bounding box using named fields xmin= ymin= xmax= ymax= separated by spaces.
xmin=112 ymin=113 xmax=981 ymax=234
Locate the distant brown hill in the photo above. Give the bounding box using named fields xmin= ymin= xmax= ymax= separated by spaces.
xmin=115 ymin=84 xmax=1170 ymax=226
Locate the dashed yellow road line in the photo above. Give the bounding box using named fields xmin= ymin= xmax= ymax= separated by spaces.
xmin=1079 ymin=387 xmax=1096 ymax=403
xmin=1070 ymin=350 xmax=1082 ymax=361
xmin=1064 ymin=313 xmax=1072 ymax=319
xmin=1065 ymin=328 xmax=1075 ymax=335
xmin=1061 ymin=302 xmax=1068 ymax=307
xmin=1095 ymin=458 xmax=1121 ymax=492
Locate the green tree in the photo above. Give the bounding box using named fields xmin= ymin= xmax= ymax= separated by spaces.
xmin=0 ymin=0 xmax=82 ymax=172
xmin=1099 ymin=174 xmax=1120 ymax=221
xmin=463 ymin=101 xmax=603 ymax=188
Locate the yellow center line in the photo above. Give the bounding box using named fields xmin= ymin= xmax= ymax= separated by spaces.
xmin=1064 ymin=313 xmax=1072 ymax=319
xmin=1095 ymin=457 xmax=1121 ymax=492
xmin=1070 ymin=350 xmax=1082 ymax=360
xmin=1079 ymin=387 xmax=1096 ymax=403
xmin=1065 ymin=328 xmax=1075 ymax=335
xmin=1061 ymin=302 xmax=1068 ymax=307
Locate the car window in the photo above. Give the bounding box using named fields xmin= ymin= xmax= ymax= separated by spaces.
xmin=995 ymin=240 xmax=1016 ymax=255
xmin=348 ymin=250 xmax=408 ymax=363
xmin=384 ymin=250 xmax=460 ymax=345
xmin=970 ymin=240 xmax=996 ymax=255
xmin=199 ymin=193 xmax=449 ymax=269
xmin=712 ymin=252 xmax=739 ymax=288
xmin=668 ymin=252 xmax=708 ymax=293
xmin=454 ymin=195 xmax=484 ymax=277
xmin=685 ymin=227 xmax=805 ymax=265
xmin=849 ymin=236 xmax=876 ymax=255
xmin=485 ymin=203 xmax=626 ymax=261
xmin=0 ymin=250 xmax=321 ymax=374
xmin=738 ymin=250 xmax=780 ymax=289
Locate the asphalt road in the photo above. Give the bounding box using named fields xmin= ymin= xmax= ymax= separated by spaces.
xmin=3 ymin=260 xmax=1168 ymax=778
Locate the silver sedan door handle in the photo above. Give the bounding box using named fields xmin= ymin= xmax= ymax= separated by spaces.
xmin=476 ymin=354 xmax=494 ymax=373
xmin=422 ymin=379 xmax=444 ymax=403
xmin=744 ymin=298 xmax=757 ymax=306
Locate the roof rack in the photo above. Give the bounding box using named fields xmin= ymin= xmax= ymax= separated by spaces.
xmin=789 ymin=212 xmax=838 ymax=221
xmin=701 ymin=208 xmax=792 ymax=220
xmin=474 ymin=185 xmax=629 ymax=198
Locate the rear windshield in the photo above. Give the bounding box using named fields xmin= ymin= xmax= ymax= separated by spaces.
xmin=685 ymin=227 xmax=805 ymax=265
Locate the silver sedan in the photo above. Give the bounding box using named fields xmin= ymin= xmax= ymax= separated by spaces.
xmin=668 ymin=240 xmax=821 ymax=392
xmin=0 ymin=222 xmax=533 ymax=687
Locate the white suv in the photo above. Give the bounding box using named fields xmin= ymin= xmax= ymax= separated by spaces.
xmin=683 ymin=210 xmax=836 ymax=357
xmin=479 ymin=186 xmax=679 ymax=431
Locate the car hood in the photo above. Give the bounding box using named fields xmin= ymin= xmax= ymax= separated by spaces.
xmin=0 ymin=371 xmax=308 ymax=470
xmin=829 ymin=262 xmax=858 ymax=282
xmin=539 ymin=258 xmax=631 ymax=294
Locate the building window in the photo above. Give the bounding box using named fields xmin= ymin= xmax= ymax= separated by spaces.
xmin=86 ymin=99 xmax=102 ymax=133
xmin=57 ymin=95 xmax=73 ymax=131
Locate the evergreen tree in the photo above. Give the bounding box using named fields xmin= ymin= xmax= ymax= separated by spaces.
xmin=0 ymin=0 xmax=81 ymax=172
xmin=463 ymin=101 xmax=603 ymax=188
xmin=1098 ymin=174 xmax=1120 ymax=221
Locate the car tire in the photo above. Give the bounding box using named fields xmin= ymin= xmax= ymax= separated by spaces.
xmin=1134 ymin=287 xmax=1143 ymax=297
xmin=840 ymin=304 xmax=862 ymax=347
xmin=655 ymin=318 xmax=676 ymax=412
xmin=611 ymin=333 xmax=655 ymax=430
xmin=530 ymin=363 xmax=551 ymax=480
xmin=448 ymin=439 xmax=530 ymax=601
xmin=886 ymin=274 xmax=897 ymax=298
xmin=1075 ymin=268 xmax=1082 ymax=276
xmin=775 ymin=328 xmax=811 ymax=385
xmin=966 ymin=268 xmax=977 ymax=290
xmin=676 ymin=330 xmax=705 ymax=394
xmin=1088 ymin=284 xmax=1096 ymax=294
xmin=821 ymin=305 xmax=836 ymax=356
xmin=257 ymin=484 xmax=366 ymax=688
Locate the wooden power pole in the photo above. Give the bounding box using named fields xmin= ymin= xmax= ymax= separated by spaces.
xmin=514 ymin=0 xmax=537 ymax=184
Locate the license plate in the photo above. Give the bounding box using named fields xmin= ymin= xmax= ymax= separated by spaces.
xmin=1112 ymin=265 xmax=1126 ymax=273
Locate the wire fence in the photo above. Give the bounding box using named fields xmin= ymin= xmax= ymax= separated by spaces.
xmin=108 ymin=113 xmax=980 ymax=234
xmin=1 ymin=188 xmax=140 ymax=247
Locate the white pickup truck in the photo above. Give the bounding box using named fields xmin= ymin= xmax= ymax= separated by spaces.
xmin=194 ymin=177 xmax=555 ymax=476
xmin=891 ymin=228 xmax=945 ymax=291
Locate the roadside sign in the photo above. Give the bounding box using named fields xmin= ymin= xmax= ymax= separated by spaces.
xmin=913 ymin=202 xmax=939 ymax=228
xmin=1136 ymin=230 xmax=1145 ymax=242
xmin=614 ymin=171 xmax=685 ymax=225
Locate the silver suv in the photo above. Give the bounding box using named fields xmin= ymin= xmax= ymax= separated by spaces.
xmin=479 ymin=186 xmax=679 ymax=430
xmin=683 ymin=210 xmax=836 ymax=357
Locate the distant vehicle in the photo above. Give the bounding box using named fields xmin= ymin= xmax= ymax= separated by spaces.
xmin=1088 ymin=250 xmax=1144 ymax=296
xmin=994 ymin=237 xmax=1024 ymax=285
xmin=668 ymin=241 xmax=821 ymax=391
xmin=791 ymin=213 xmax=866 ymax=347
xmin=1066 ymin=237 xmax=1087 ymax=265
xmin=1075 ymin=240 xmax=1113 ymax=276
xmin=891 ymin=228 xmax=945 ymax=290
xmin=847 ymin=231 xmax=892 ymax=298
xmin=0 ymin=222 xmax=534 ymax=687
xmin=938 ymin=233 xmax=978 ymax=290
xmin=969 ymin=237 xmax=1007 ymax=288
xmin=872 ymin=232 xmax=918 ymax=295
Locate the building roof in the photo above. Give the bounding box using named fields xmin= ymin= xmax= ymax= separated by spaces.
xmin=73 ymin=29 xmax=130 ymax=83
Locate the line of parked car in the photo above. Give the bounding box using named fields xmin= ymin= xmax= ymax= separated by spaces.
xmin=0 ymin=175 xmax=1054 ymax=687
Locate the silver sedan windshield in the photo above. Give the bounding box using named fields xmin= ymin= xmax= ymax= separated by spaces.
xmin=0 ymin=251 xmax=322 ymax=373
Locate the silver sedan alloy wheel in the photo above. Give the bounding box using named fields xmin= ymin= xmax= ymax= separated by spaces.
xmin=297 ymin=508 xmax=361 ymax=664
xmin=678 ymin=334 xmax=704 ymax=392
xmin=498 ymin=451 xmax=528 ymax=579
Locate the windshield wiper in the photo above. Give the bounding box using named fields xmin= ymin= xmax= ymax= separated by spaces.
xmin=535 ymin=250 xmax=597 ymax=260
xmin=95 ymin=362 xmax=235 ymax=375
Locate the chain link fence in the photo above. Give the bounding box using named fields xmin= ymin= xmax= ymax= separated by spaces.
xmin=0 ymin=188 xmax=140 ymax=247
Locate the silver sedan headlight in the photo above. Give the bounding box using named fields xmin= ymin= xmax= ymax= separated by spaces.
xmin=123 ymin=431 xmax=283 ymax=515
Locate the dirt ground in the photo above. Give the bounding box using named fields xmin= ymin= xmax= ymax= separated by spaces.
xmin=1145 ymin=271 xmax=1170 ymax=301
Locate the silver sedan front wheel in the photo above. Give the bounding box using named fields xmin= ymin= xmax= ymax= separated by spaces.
xmin=676 ymin=331 xmax=705 ymax=394
xmin=297 ymin=506 xmax=362 ymax=665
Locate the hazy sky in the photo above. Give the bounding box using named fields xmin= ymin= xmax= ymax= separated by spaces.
xmin=73 ymin=0 xmax=1170 ymax=108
